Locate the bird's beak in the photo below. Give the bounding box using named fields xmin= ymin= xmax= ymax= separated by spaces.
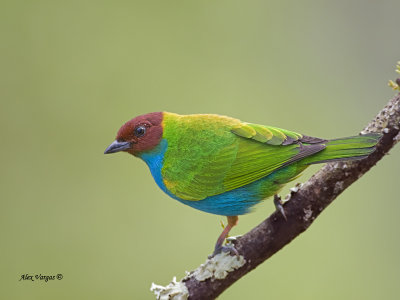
xmin=104 ymin=140 xmax=131 ymax=154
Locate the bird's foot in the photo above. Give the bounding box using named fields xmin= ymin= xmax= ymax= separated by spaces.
xmin=210 ymin=242 xmax=239 ymax=259
xmin=210 ymin=216 xmax=239 ymax=259
xmin=274 ymin=194 xmax=287 ymax=220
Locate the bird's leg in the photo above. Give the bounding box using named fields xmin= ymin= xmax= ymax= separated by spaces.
xmin=212 ymin=216 xmax=239 ymax=256
xmin=274 ymin=194 xmax=287 ymax=221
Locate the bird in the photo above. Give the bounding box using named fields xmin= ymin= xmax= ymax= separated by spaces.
xmin=104 ymin=112 xmax=381 ymax=255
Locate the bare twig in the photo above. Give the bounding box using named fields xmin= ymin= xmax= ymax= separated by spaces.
xmin=152 ymin=91 xmax=400 ymax=300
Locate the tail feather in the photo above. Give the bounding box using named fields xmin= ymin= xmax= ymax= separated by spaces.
xmin=301 ymin=133 xmax=381 ymax=165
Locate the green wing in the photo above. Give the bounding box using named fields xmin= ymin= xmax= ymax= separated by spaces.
xmin=163 ymin=120 xmax=325 ymax=201
xmin=224 ymin=123 xmax=325 ymax=191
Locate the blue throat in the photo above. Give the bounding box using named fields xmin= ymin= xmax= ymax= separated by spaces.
xmin=138 ymin=138 xmax=264 ymax=216
xmin=138 ymin=139 xmax=170 ymax=195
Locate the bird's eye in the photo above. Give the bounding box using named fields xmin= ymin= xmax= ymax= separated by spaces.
xmin=134 ymin=125 xmax=146 ymax=137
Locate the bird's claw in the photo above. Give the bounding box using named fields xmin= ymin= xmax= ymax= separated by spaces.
xmin=210 ymin=243 xmax=240 ymax=259
xmin=274 ymin=194 xmax=287 ymax=220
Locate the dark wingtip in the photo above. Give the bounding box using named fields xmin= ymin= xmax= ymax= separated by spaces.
xmin=281 ymin=136 xmax=297 ymax=145
xmin=300 ymin=135 xmax=328 ymax=144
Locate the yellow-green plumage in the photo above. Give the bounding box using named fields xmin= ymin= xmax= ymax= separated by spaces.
xmin=148 ymin=112 xmax=381 ymax=215
xmin=105 ymin=112 xmax=380 ymax=216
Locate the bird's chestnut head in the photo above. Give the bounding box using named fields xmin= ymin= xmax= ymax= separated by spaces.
xmin=104 ymin=112 xmax=163 ymax=156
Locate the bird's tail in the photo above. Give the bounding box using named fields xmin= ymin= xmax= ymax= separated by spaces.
xmin=302 ymin=133 xmax=382 ymax=165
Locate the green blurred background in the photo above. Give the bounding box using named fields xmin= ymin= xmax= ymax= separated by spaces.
xmin=1 ymin=1 xmax=399 ymax=299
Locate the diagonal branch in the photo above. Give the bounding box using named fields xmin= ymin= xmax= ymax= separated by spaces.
xmin=152 ymin=91 xmax=400 ymax=300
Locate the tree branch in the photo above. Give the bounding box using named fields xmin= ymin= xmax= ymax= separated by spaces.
xmin=151 ymin=91 xmax=400 ymax=300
